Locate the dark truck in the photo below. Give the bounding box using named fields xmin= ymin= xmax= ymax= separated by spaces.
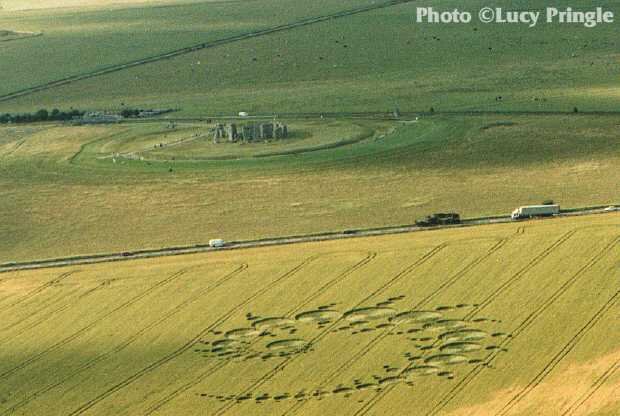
xmin=415 ymin=213 xmax=461 ymax=227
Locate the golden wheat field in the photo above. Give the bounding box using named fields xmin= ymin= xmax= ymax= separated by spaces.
xmin=0 ymin=214 xmax=618 ymax=416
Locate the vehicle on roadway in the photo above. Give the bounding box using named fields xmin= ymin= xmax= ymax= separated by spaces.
xmin=209 ymin=239 xmax=226 ymax=248
xmin=511 ymin=204 xmax=560 ymax=220
xmin=416 ymin=213 xmax=461 ymax=227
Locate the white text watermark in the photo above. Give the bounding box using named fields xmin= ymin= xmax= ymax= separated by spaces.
xmin=416 ymin=7 xmax=614 ymax=28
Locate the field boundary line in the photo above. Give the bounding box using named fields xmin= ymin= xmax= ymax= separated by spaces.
xmin=496 ymin=290 xmax=620 ymax=416
xmin=143 ymin=251 xmax=377 ymax=415
xmin=0 ymin=263 xmax=248 ymax=416
xmin=425 ymin=235 xmax=620 ymax=416
xmin=287 ymin=237 xmax=508 ymax=416
xmin=0 ymin=267 xmax=192 ymax=380
xmin=66 ymin=255 xmax=321 ymax=416
xmin=0 ymin=0 xmax=415 ymax=103
xmin=210 ymin=244 xmax=447 ymax=416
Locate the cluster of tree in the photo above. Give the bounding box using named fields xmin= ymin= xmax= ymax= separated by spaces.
xmin=120 ymin=108 xmax=143 ymax=118
xmin=0 ymin=109 xmax=85 ymax=124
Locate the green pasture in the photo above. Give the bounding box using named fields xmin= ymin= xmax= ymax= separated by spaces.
xmin=1 ymin=114 xmax=618 ymax=262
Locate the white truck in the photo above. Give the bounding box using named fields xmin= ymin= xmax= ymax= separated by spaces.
xmin=511 ymin=204 xmax=560 ymax=220
xmin=208 ymin=239 xmax=226 ymax=248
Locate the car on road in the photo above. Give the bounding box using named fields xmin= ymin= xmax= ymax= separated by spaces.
xmin=209 ymin=239 xmax=226 ymax=248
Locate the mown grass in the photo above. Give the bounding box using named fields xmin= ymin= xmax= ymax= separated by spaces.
xmin=1 ymin=114 xmax=618 ymax=262
xmin=77 ymin=119 xmax=381 ymax=161
xmin=0 ymin=214 xmax=617 ymax=415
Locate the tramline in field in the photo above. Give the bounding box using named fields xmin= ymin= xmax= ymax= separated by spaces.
xmin=0 ymin=214 xmax=617 ymax=416
xmin=0 ymin=2 xmax=619 ymax=415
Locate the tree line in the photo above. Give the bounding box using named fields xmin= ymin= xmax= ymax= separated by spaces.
xmin=0 ymin=109 xmax=85 ymax=124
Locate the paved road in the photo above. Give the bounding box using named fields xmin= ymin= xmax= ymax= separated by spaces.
xmin=1 ymin=206 xmax=616 ymax=273
xmin=116 ymin=110 xmax=620 ymax=125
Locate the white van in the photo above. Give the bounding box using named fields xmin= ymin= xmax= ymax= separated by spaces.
xmin=209 ymin=239 xmax=225 ymax=248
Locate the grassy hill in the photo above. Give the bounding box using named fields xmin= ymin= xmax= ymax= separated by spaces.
xmin=0 ymin=0 xmax=618 ymax=115
xmin=1 ymin=114 xmax=618 ymax=262
xmin=1 ymin=1 xmax=619 ymax=414
xmin=1 ymin=0 xmax=619 ymax=262
xmin=0 ymin=214 xmax=618 ymax=415
xmin=0 ymin=0 xmax=378 ymax=99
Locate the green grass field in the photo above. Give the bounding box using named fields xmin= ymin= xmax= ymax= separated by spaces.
xmin=0 ymin=214 xmax=618 ymax=415
xmin=1 ymin=0 xmax=617 ymax=265
xmin=1 ymin=0 xmax=619 ymax=115
xmin=0 ymin=0 xmax=378 ymax=100
xmin=78 ymin=119 xmax=383 ymax=161
xmin=1 ymin=114 xmax=618 ymax=262
xmin=1 ymin=0 xmax=619 ymax=414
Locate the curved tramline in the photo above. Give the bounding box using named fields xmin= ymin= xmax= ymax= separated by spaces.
xmin=1 ymin=215 xmax=618 ymax=416
xmin=562 ymin=359 xmax=620 ymax=416
xmin=424 ymin=231 xmax=620 ymax=416
xmin=0 ymin=267 xmax=192 ymax=380
xmin=348 ymin=229 xmax=579 ymax=416
xmin=283 ymin=237 xmax=510 ymax=416
xmin=143 ymin=251 xmax=377 ymax=415
xmin=0 ymin=285 xmax=84 ymax=338
xmin=208 ymin=244 xmax=448 ymax=416
xmin=496 ymin=290 xmax=620 ymax=416
xmin=64 ymin=254 xmax=328 ymax=416
xmin=0 ymin=263 xmax=249 ymax=416
xmin=0 ymin=285 xmax=80 ymax=330
xmin=0 ymin=271 xmax=78 ymax=314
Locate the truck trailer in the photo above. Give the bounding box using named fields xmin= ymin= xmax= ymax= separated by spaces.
xmin=511 ymin=204 xmax=560 ymax=220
